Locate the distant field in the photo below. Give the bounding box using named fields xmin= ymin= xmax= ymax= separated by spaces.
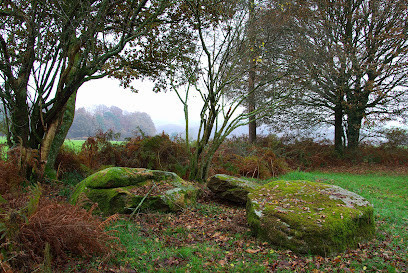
xmin=0 ymin=137 xmax=85 ymax=153
xmin=0 ymin=137 xmax=123 ymax=153
xmin=63 ymin=139 xmax=85 ymax=152
xmin=64 ymin=139 xmax=123 ymax=152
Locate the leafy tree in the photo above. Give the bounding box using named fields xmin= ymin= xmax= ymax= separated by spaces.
xmin=0 ymin=0 xmax=193 ymax=177
xmin=266 ymin=0 xmax=408 ymax=151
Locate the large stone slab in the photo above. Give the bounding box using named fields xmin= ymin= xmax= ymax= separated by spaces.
xmin=207 ymin=174 xmax=258 ymax=205
xmin=71 ymin=167 xmax=199 ymax=214
xmin=246 ymin=180 xmax=375 ymax=255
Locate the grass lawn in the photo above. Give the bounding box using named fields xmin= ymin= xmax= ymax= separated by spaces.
xmin=71 ymin=171 xmax=408 ymax=273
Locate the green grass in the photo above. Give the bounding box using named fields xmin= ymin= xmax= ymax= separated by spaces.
xmin=0 ymin=137 xmax=85 ymax=153
xmin=109 ymin=212 xmax=272 ymax=273
xmin=62 ymin=139 xmax=85 ymax=152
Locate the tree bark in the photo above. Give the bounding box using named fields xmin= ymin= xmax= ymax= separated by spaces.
xmin=10 ymin=89 xmax=30 ymax=146
xmin=247 ymin=0 xmax=256 ymax=144
xmin=44 ymin=91 xmax=77 ymax=177
xmin=334 ymin=104 xmax=343 ymax=154
xmin=248 ymin=69 xmax=256 ymax=143
xmin=346 ymin=111 xmax=363 ymax=150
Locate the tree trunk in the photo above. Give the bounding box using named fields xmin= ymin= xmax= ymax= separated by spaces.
xmin=346 ymin=112 xmax=363 ymax=150
xmin=248 ymin=70 xmax=256 ymax=143
xmin=1 ymin=98 xmax=13 ymax=147
xmin=334 ymin=105 xmax=343 ymax=154
xmin=247 ymin=0 xmax=256 ymax=144
xmin=10 ymin=90 xmax=30 ymax=146
xmin=44 ymin=91 xmax=77 ymax=178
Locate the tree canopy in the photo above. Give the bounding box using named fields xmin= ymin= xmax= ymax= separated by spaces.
xmin=0 ymin=0 xmax=195 ymax=176
xmin=260 ymin=0 xmax=408 ymax=151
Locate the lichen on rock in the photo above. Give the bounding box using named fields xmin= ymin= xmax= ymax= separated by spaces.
xmin=71 ymin=167 xmax=198 ymax=214
xmin=246 ymin=180 xmax=375 ymax=256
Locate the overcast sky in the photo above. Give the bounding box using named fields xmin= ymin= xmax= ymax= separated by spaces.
xmin=77 ymin=78 xmax=202 ymax=127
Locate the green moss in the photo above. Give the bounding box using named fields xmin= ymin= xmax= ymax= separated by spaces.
xmin=86 ymin=188 xmax=129 ymax=214
xmin=73 ymin=167 xmax=184 ymax=190
xmin=128 ymin=195 xmax=167 ymax=212
xmin=247 ymin=180 xmax=375 ymax=255
xmin=207 ymin=174 xmax=258 ymax=204
xmin=83 ymin=167 xmax=152 ymax=188
xmin=71 ymin=167 xmax=198 ymax=214
xmin=212 ymin=174 xmax=258 ymax=189
xmin=70 ymin=178 xmax=88 ymax=204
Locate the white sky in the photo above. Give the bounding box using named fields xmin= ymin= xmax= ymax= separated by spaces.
xmin=76 ymin=78 xmax=202 ymax=127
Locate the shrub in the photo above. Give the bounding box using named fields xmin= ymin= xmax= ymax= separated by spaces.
xmin=54 ymin=146 xmax=84 ymax=178
xmin=280 ymin=138 xmax=339 ymax=170
xmin=16 ymin=201 xmax=118 ymax=265
xmin=260 ymin=149 xmax=289 ymax=177
xmin=5 ymin=145 xmax=41 ymax=181
xmin=118 ymin=133 xmax=189 ymax=177
xmin=1 ymin=182 xmax=119 ymax=272
xmin=0 ymin=146 xmax=26 ymax=194
xmin=78 ymin=129 xmax=122 ymax=170
xmin=382 ymin=127 xmax=408 ymax=147
xmin=210 ymin=137 xmax=289 ymax=179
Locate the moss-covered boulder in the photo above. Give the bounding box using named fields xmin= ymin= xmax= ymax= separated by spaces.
xmin=71 ymin=167 xmax=199 ymax=215
xmin=247 ymin=180 xmax=375 ymax=256
xmin=207 ymin=174 xmax=258 ymax=205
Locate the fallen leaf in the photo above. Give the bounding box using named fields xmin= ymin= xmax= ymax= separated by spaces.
xmin=246 ymin=248 xmax=260 ymax=254
xmin=218 ymin=259 xmax=226 ymax=266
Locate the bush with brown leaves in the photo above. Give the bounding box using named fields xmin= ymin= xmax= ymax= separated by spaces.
xmin=54 ymin=147 xmax=84 ymax=177
xmin=16 ymin=200 xmax=118 ymax=267
xmin=0 ymin=147 xmax=25 ymax=194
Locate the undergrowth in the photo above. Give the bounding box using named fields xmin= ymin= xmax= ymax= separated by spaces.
xmin=1 ymin=131 xmax=408 ymax=271
xmin=0 ymin=156 xmax=118 ymax=272
xmin=55 ymin=132 xmax=408 ymax=181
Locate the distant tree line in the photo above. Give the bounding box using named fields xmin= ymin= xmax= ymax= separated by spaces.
xmin=67 ymin=105 xmax=156 ymax=140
